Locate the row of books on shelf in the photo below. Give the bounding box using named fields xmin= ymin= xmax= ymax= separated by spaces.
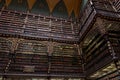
xmin=0 ymin=52 xmax=9 ymax=72
xmin=4 ymin=65 xmax=82 ymax=73
xmin=0 ymin=25 xmax=76 ymax=36
xmin=0 ymin=39 xmax=79 ymax=56
xmin=0 ymin=38 xmax=12 ymax=52
xmin=0 ymin=58 xmax=82 ymax=73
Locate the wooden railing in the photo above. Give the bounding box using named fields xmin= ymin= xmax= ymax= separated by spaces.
xmin=0 ymin=52 xmax=83 ymax=77
xmin=0 ymin=37 xmax=83 ymax=77
xmin=108 ymin=30 xmax=120 ymax=59
xmin=0 ymin=10 xmax=79 ymax=42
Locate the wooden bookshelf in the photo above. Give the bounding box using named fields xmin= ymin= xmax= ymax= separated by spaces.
xmin=82 ymin=24 xmax=113 ymax=74
xmin=9 ymin=53 xmax=48 ymax=73
xmin=16 ymin=41 xmax=47 ymax=55
xmin=0 ymin=10 xmax=79 ymax=42
xmin=52 ymin=44 xmax=78 ymax=57
xmin=50 ymin=56 xmax=82 ymax=73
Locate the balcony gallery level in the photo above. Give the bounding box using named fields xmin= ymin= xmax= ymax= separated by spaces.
xmin=0 ymin=0 xmax=120 ymax=80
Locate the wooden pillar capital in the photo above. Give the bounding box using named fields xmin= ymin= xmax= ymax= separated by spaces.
xmin=8 ymin=38 xmax=22 ymax=53
xmin=47 ymin=41 xmax=54 ymax=56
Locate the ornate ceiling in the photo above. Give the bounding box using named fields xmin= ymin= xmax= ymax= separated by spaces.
xmin=0 ymin=0 xmax=87 ymax=18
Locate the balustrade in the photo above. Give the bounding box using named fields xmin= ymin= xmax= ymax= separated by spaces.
xmin=0 ymin=10 xmax=79 ymax=42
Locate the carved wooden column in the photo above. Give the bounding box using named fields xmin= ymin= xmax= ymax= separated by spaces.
xmin=77 ymin=44 xmax=81 ymax=55
xmin=79 ymin=41 xmax=86 ymax=78
xmin=47 ymin=41 xmax=54 ymax=74
xmin=47 ymin=41 xmax=54 ymax=56
xmin=71 ymin=22 xmax=74 ymax=34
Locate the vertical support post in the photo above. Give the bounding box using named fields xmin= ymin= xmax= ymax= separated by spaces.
xmin=25 ymin=11 xmax=29 ymax=23
xmin=61 ymin=19 xmax=63 ymax=33
xmin=79 ymin=41 xmax=86 ymax=77
xmin=49 ymin=18 xmax=52 ymax=32
xmin=47 ymin=41 xmax=53 ymax=56
xmin=23 ymin=11 xmax=28 ymax=31
xmin=49 ymin=16 xmax=52 ymax=39
xmin=78 ymin=43 xmax=83 ymax=56
xmin=71 ymin=22 xmax=74 ymax=34
xmin=47 ymin=41 xmax=54 ymax=74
